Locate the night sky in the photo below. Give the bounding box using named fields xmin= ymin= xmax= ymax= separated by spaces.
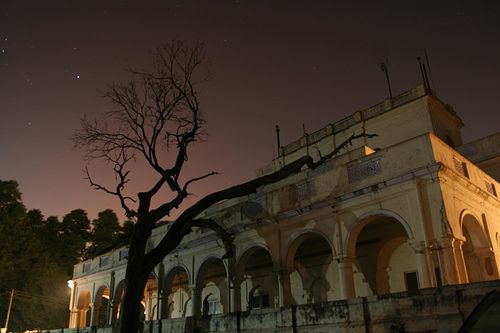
xmin=1 ymin=1 xmax=499 ymax=221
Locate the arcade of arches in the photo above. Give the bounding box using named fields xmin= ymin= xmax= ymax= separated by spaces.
xmin=69 ymin=211 xmax=500 ymax=328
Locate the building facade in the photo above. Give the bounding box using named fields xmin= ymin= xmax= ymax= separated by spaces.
xmin=67 ymin=85 xmax=500 ymax=329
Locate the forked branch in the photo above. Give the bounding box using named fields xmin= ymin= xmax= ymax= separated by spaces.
xmin=147 ymin=132 xmax=376 ymax=266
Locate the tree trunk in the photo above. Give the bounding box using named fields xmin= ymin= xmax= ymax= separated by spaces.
xmin=117 ymin=250 xmax=149 ymax=333
xmin=118 ymin=217 xmax=152 ymax=333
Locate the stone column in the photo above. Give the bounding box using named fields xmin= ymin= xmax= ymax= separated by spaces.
xmin=76 ymin=310 xmax=83 ymax=327
xmin=157 ymin=262 xmax=164 ymax=319
xmin=107 ymin=271 xmax=115 ymax=325
xmin=68 ymin=280 xmax=77 ymax=328
xmin=277 ymin=270 xmax=293 ymax=307
xmin=69 ymin=310 xmax=78 ymax=328
xmin=453 ymin=239 xmax=469 ymax=284
xmin=409 ymin=240 xmax=433 ymax=288
xmin=229 ymin=275 xmax=242 ymax=312
xmin=189 ymin=284 xmax=202 ymax=317
xmin=88 ymin=302 xmax=95 ymax=327
xmin=438 ymin=237 xmax=461 ymax=285
xmin=336 ymin=256 xmax=355 ymax=299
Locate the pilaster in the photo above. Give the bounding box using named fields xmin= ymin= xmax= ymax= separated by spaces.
xmin=336 ymin=256 xmax=355 ymax=299
xmin=409 ymin=240 xmax=433 ymax=288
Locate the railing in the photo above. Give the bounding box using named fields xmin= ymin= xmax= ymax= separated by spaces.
xmin=40 ymin=279 xmax=500 ymax=333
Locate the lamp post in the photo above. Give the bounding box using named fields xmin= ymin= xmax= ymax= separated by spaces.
xmin=67 ymin=280 xmax=76 ymax=327
xmin=2 ymin=289 xmax=14 ymax=333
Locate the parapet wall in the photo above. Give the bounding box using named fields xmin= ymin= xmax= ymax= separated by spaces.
xmin=45 ymin=280 xmax=500 ymax=333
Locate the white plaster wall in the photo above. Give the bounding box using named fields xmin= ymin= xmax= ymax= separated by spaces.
xmin=388 ymin=242 xmax=417 ymax=292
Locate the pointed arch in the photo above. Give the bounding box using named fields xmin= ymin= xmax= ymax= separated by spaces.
xmin=236 ymin=244 xmax=278 ymax=276
xmin=345 ymin=211 xmax=416 ymax=296
xmin=460 ymin=211 xmax=498 ymax=281
xmin=163 ymin=265 xmax=191 ymax=319
xmin=285 ymin=229 xmax=335 ymax=272
xmin=93 ymin=285 xmax=110 ymax=327
xmin=195 ymin=257 xmax=228 ymax=316
xmin=345 ymin=209 xmax=414 ymax=257
xmin=236 ymin=246 xmax=278 ymax=311
xmin=285 ymin=231 xmax=335 ymax=304
xmin=76 ymin=289 xmax=91 ymax=328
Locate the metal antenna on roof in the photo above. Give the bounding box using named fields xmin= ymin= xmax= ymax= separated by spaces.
xmin=275 ymin=125 xmax=281 ymax=157
xmin=417 ymin=56 xmax=431 ymax=94
xmin=424 ymin=48 xmax=436 ymax=93
xmin=380 ymin=61 xmax=393 ymax=100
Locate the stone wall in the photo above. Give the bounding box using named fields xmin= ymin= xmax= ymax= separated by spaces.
xmin=44 ymin=280 xmax=500 ymax=333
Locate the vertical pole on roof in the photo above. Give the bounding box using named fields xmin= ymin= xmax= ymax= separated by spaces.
xmin=380 ymin=61 xmax=393 ymax=100
xmin=275 ymin=125 xmax=281 ymax=157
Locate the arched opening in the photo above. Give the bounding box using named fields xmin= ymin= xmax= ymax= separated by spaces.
xmin=288 ymin=233 xmax=334 ymax=304
xmin=76 ymin=290 xmax=90 ymax=327
xmin=111 ymin=280 xmax=125 ymax=325
xmin=350 ymin=214 xmax=415 ymax=296
xmin=462 ymin=214 xmax=498 ymax=282
xmin=143 ymin=274 xmax=158 ymax=321
xmin=93 ymin=285 xmax=110 ymax=327
xmin=163 ymin=266 xmax=191 ymax=319
xmin=196 ymin=258 xmax=227 ymax=316
xmin=248 ymin=286 xmax=270 ymax=309
xmin=238 ymin=247 xmax=277 ymax=311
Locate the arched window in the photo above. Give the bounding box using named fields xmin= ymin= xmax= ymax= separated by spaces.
xmin=249 ymin=286 xmax=270 ymax=309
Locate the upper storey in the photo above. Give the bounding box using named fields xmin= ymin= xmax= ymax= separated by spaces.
xmin=257 ymin=85 xmax=463 ymax=177
xmin=457 ymin=132 xmax=500 ymax=182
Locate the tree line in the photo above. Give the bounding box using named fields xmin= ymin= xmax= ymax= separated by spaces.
xmin=0 ymin=180 xmax=133 ymax=331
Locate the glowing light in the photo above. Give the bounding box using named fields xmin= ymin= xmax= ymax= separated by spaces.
xmin=67 ymin=280 xmax=74 ymax=289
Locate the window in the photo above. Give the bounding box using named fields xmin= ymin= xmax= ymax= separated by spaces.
xmin=485 ymin=181 xmax=497 ymax=197
xmin=249 ymin=287 xmax=270 ymax=309
xmin=453 ymin=157 xmax=469 ymax=178
xmin=405 ymin=271 xmax=419 ymax=292
xmin=251 ymin=294 xmax=270 ymax=308
xmin=82 ymin=262 xmax=91 ymax=273
xmin=202 ymin=295 xmax=220 ymax=316
xmin=119 ymin=248 xmax=129 ymax=261
xmin=208 ymin=299 xmax=219 ymax=315
xmin=99 ymin=256 xmax=109 ymax=267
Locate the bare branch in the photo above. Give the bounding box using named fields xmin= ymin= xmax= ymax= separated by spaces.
xmin=189 ymin=218 xmax=234 ymax=259
xmin=73 ymin=40 xmax=209 ymax=220
xmin=85 ymin=166 xmax=137 ymax=218
xmin=147 ymin=132 xmax=376 ymax=265
xmin=148 ymin=170 xmax=218 ymax=221
xmin=183 ymin=171 xmax=218 ymax=193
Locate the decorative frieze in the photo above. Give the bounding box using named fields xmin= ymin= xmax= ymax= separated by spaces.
xmin=288 ymin=180 xmax=316 ymax=203
xmin=347 ymin=158 xmax=382 ymax=183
